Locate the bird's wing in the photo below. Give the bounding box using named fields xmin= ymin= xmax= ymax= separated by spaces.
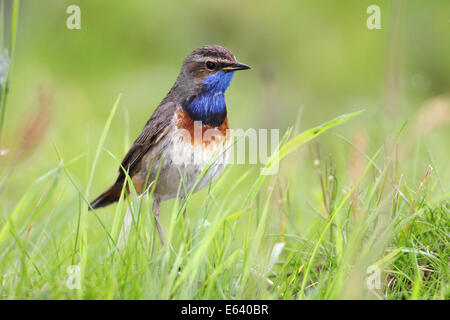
xmin=116 ymin=101 xmax=177 ymax=181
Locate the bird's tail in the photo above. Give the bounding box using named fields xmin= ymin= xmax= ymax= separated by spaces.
xmin=89 ymin=183 xmax=122 ymax=210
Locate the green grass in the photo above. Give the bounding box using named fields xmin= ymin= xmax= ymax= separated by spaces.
xmin=0 ymin=97 xmax=448 ymax=299
xmin=0 ymin=0 xmax=19 ymax=137
xmin=0 ymin=0 xmax=448 ymax=300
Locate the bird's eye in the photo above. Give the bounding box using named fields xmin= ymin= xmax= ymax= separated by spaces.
xmin=206 ymin=61 xmax=216 ymax=70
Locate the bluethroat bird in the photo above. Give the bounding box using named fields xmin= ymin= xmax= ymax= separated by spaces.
xmin=90 ymin=45 xmax=251 ymax=244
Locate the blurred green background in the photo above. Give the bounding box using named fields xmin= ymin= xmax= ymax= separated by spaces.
xmin=1 ymin=0 xmax=449 ymax=221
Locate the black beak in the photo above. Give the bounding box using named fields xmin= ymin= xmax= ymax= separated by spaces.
xmin=222 ymin=62 xmax=251 ymax=71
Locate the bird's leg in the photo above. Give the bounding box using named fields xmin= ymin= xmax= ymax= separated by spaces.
xmin=179 ymin=197 xmax=189 ymax=239
xmin=180 ymin=196 xmax=187 ymax=221
xmin=152 ymin=196 xmax=164 ymax=245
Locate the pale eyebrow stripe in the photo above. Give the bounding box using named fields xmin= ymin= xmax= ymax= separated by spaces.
xmin=191 ymin=56 xmax=236 ymax=64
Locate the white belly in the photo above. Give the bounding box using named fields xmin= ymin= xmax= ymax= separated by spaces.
xmin=152 ymin=128 xmax=231 ymax=201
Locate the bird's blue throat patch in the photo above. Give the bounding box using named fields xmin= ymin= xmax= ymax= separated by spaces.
xmin=183 ymin=71 xmax=234 ymax=126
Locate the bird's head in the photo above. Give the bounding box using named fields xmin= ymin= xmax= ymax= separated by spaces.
xmin=180 ymin=45 xmax=251 ymax=95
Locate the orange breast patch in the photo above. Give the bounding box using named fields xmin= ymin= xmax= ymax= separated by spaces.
xmin=175 ymin=108 xmax=230 ymax=148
